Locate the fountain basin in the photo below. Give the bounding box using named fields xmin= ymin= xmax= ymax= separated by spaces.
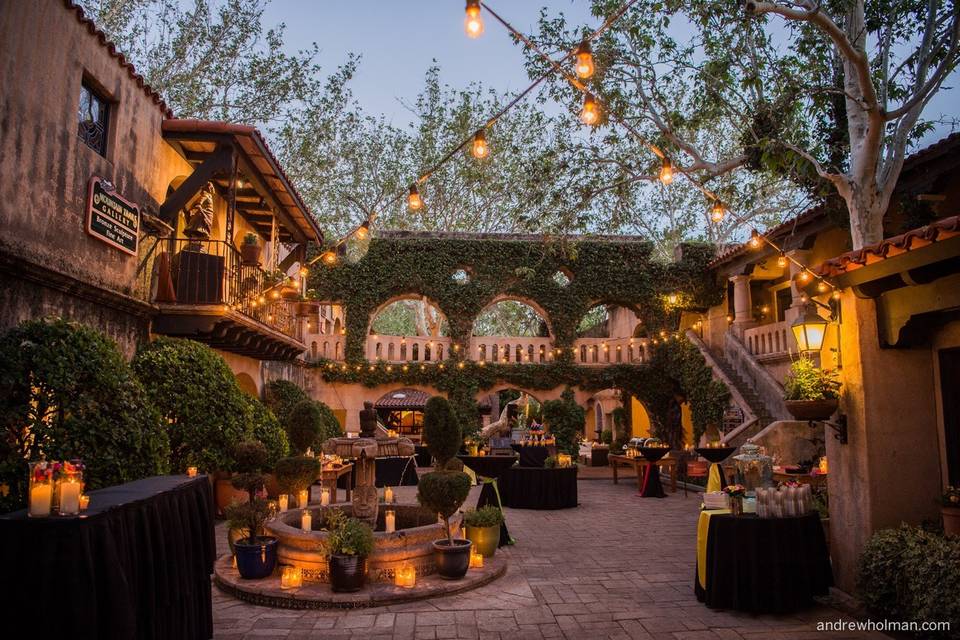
xmin=264 ymin=503 xmax=460 ymax=583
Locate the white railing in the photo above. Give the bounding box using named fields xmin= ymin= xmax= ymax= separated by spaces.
xmin=571 ymin=337 xmax=648 ymax=365
xmin=366 ymin=335 xmax=452 ymax=363
xmin=743 ymin=320 xmax=791 ymax=358
xmin=468 ymin=336 xmax=554 ymax=363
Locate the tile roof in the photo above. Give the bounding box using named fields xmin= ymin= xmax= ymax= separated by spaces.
xmin=65 ymin=0 xmax=173 ymax=118
xmin=814 ymin=214 xmax=960 ymax=278
xmin=374 ymin=389 xmax=432 ymax=411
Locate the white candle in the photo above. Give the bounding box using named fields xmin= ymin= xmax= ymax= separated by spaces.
xmin=384 ymin=486 xmax=394 ymax=504
xmin=298 ymin=489 xmax=309 ymax=508
xmin=385 ymin=509 xmax=395 ymax=533
xmin=301 ymin=509 xmax=312 ymax=532
xmin=29 ymin=483 xmax=52 ymax=517
xmin=59 ymin=480 xmax=82 ymax=516
xmin=278 ymin=494 xmax=289 ymax=512
xmin=321 ymin=488 xmax=330 ymax=506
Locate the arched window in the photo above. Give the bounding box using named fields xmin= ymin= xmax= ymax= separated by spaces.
xmin=473 ymin=300 xmax=549 ymax=337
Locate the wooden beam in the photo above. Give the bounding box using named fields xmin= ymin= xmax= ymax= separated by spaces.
xmin=159 ymin=145 xmax=235 ymax=223
xmin=278 ymin=244 xmax=305 ymax=272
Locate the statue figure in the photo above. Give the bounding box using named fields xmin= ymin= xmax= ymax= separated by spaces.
xmin=359 ymin=400 xmax=378 ymax=438
xmin=184 ymin=182 xmax=215 ymax=240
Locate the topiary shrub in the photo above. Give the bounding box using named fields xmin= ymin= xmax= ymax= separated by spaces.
xmin=132 ymin=337 xmax=250 ymax=473
xmin=243 ymin=395 xmax=289 ymax=469
xmin=462 ymin=505 xmax=503 ymax=528
xmin=417 ymin=469 xmax=472 ymax=544
xmin=0 ymin=319 xmax=170 ymax=512
xmin=264 ymin=380 xmax=310 ymax=425
xmin=286 ymin=399 xmax=321 ymax=454
xmin=858 ymin=524 xmax=960 ymax=634
xmin=230 ymin=440 xmax=268 ymax=500
xmin=542 ymin=388 xmax=585 ymax=455
xmin=273 ymin=456 xmax=321 ymax=495
xmin=423 ymin=396 xmax=461 ymax=467
xmin=600 ymin=429 xmax=613 ymax=445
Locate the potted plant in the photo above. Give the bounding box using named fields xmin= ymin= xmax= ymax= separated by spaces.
xmin=416 ymin=396 xmax=473 ymax=579
xmin=280 ymin=276 xmax=300 ymax=300
xmin=225 ymin=497 xmax=278 ymax=579
xmin=240 ymin=232 xmax=261 ymax=266
xmin=274 ymin=456 xmax=322 ymax=504
xmin=324 ymin=509 xmax=374 ymax=592
xmin=783 ymin=357 xmax=841 ymax=421
xmin=463 ymin=505 xmax=503 ymax=557
xmin=226 ymin=441 xmax=269 ymax=555
xmin=942 ymin=486 xmax=960 ymax=536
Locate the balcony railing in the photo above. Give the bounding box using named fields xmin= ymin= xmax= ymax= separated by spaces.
xmin=155 ymin=238 xmax=301 ymax=342
xmin=743 ymin=320 xmax=791 ymax=359
xmin=571 ymin=337 xmax=648 ymax=365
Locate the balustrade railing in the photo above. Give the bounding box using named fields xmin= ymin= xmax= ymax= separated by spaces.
xmin=571 ymin=337 xmax=648 ymax=365
xmin=743 ymin=321 xmax=791 ymax=358
xmin=366 ymin=335 xmax=452 ymax=363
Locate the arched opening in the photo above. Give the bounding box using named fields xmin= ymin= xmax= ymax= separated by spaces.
xmin=235 ymin=372 xmax=258 ymax=398
xmin=473 ymin=299 xmax=550 ymax=337
xmin=333 ymin=318 xmax=342 ymax=335
xmin=369 ymin=296 xmax=449 ymax=337
xmin=577 ymin=304 xmax=610 ymax=338
xmin=373 ymin=388 xmax=433 ymax=441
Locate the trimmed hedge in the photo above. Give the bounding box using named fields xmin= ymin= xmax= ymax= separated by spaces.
xmin=542 ymin=388 xmax=585 ymax=455
xmin=264 ymin=379 xmax=310 ymax=425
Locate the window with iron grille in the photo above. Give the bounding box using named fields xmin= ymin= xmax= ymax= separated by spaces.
xmin=77 ymin=81 xmax=110 ymax=156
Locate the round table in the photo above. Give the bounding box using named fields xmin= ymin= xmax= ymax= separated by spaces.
xmin=638 ymin=447 xmax=670 ymax=498
xmin=695 ymin=512 xmax=832 ymax=613
xmin=460 ymin=454 xmax=519 ymax=547
xmin=497 ymin=466 xmax=578 ymax=509
xmin=510 ymin=444 xmax=551 ymax=468
xmin=695 ymin=446 xmax=736 ymax=493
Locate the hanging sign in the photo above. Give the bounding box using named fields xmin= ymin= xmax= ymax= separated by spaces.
xmin=86 ymin=176 xmax=140 ymax=255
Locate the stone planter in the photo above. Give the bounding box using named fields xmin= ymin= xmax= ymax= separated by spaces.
xmin=785 ymin=399 xmax=839 ymax=421
xmin=465 ymin=525 xmax=500 ymax=557
xmin=943 ymin=507 xmax=960 ymax=536
xmin=433 ymin=538 xmax=472 ymax=580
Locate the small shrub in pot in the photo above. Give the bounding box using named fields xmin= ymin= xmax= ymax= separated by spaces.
xmin=324 ymin=510 xmax=374 ymax=592
xmin=225 ymin=497 xmax=278 ymax=579
xmin=463 ymin=505 xmax=503 ymax=557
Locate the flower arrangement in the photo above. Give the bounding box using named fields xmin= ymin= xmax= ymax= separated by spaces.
xmin=943 ymin=486 xmax=960 ymax=508
xmin=722 ymin=484 xmax=746 ymax=498
xmin=784 ymin=357 xmax=841 ymax=401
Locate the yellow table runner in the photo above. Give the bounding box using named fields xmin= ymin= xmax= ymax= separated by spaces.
xmin=706 ymin=463 xmax=723 ymax=493
xmin=697 ymin=508 xmax=730 ymax=590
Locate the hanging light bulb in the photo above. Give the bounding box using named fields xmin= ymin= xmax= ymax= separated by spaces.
xmin=356 ymin=220 xmax=370 ymax=240
xmin=832 ymin=289 xmax=842 ymax=301
xmin=710 ymin=200 xmax=725 ymax=223
xmin=471 ymin=129 xmax=489 ymax=159
xmin=580 ymin=93 xmax=600 ymax=125
xmin=777 ymin=252 xmax=787 ymax=268
xmin=749 ymin=229 xmax=761 ymax=249
xmin=321 ymin=251 xmax=337 ymax=266
xmin=464 ymin=0 xmax=484 ymax=38
xmin=407 ymin=184 xmax=422 ymax=211
xmin=659 ymin=159 xmax=674 ymax=185
xmin=798 ymin=270 xmax=812 ymax=284
xmin=574 ymin=39 xmax=595 ymax=79
xmin=816 ymin=279 xmax=828 ymax=293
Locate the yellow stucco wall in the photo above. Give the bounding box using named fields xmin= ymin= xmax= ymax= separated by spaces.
xmin=630 ymin=397 xmax=693 ymax=444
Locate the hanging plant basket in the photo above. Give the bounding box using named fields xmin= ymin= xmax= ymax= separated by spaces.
xmin=785 ymin=398 xmax=838 ymax=421
xmin=240 ymin=243 xmax=262 ymax=266
xmin=280 ymin=284 xmax=300 ymax=300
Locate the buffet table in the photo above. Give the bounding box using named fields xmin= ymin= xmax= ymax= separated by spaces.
xmin=695 ymin=511 xmax=832 ymax=614
xmin=0 ymin=475 xmax=215 ymax=639
xmin=497 ymin=465 xmax=578 ymax=509
xmin=510 ymin=444 xmax=552 ymax=468
xmin=460 ymin=454 xmax=519 ymax=547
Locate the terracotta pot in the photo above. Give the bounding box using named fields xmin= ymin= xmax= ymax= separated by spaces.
xmin=215 ymin=476 xmax=249 ymax=516
xmin=943 ymin=507 xmax=960 ymax=537
xmin=240 ymin=243 xmax=261 ymax=266
xmin=466 ymin=525 xmax=500 ymax=557
xmin=785 ymin=399 xmax=839 ymax=421
xmin=280 ymin=285 xmax=300 ymax=300
xmin=433 ymin=538 xmax=472 ymax=580
xmin=295 ymin=301 xmax=319 ymax=317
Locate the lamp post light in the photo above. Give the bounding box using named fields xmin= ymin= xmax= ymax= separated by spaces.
xmin=791 ymin=306 xmax=829 ymax=354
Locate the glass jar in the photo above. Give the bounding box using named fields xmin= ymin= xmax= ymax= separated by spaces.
xmin=733 ymin=443 xmax=773 ymax=495
xmin=28 ymin=461 xmax=53 ymax=518
xmin=58 ymin=463 xmax=83 ymax=516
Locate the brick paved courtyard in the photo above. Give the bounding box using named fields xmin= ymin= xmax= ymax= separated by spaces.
xmin=213 ymin=479 xmax=885 ymax=640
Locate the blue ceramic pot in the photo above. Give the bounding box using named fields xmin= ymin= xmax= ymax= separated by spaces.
xmin=234 ymin=536 xmax=278 ymax=579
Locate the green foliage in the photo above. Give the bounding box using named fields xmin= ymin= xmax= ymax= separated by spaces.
xmin=417 ymin=470 xmax=472 ymax=544
xmin=225 ymin=497 xmax=274 ymax=545
xmin=542 ymin=389 xmax=585 ymax=455
xmin=324 ymin=510 xmax=374 ymax=557
xmin=273 ymin=456 xmax=321 ymax=494
xmin=285 ymin=400 xmax=321 ymax=454
xmin=243 ymin=395 xmax=289 ymax=470
xmin=0 ymin=319 xmax=169 ymax=512
xmin=543 ymin=456 xmax=557 ymax=469
xmin=233 ymin=440 xmax=268 ymax=473
xmin=423 ymin=396 xmax=462 ymax=467
xmin=858 ymin=524 xmax=960 ymax=635
xmin=264 ymin=380 xmax=310 ymax=425
xmin=463 ymin=505 xmax=504 ymax=528
xmin=242 ymin=232 xmax=258 ymax=245
xmin=132 ymin=337 xmax=251 ymax=472
xmin=600 ymin=429 xmax=613 ymax=445
xmin=783 ymin=357 xmax=841 ymax=401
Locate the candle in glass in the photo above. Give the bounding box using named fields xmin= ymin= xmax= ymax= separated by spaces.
xmin=469 ymin=550 xmax=484 ymax=569
xmin=58 ymin=476 xmax=82 ymax=516
xmin=79 ymin=494 xmax=90 ymax=511
xmin=298 ymin=489 xmax=309 ymax=508
xmin=320 ymin=488 xmax=330 ymax=506
xmin=395 ymin=566 xmax=416 ymax=588
xmin=301 ymin=509 xmax=312 ymax=532
xmin=384 ymin=486 xmax=394 ymax=504
xmin=186 ymin=466 xmax=198 ymax=477
xmin=28 ymin=462 xmax=52 ymax=518
xmin=280 ymin=566 xmax=303 ymax=589
xmin=278 ymin=494 xmax=289 ymax=512
xmin=385 ymin=509 xmax=396 ymax=533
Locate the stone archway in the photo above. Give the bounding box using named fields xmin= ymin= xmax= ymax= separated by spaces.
xmin=235 ymin=372 xmax=259 ymax=397
xmin=366 ymin=294 xmax=451 ymax=338
xmin=473 ymin=295 xmax=555 ymax=338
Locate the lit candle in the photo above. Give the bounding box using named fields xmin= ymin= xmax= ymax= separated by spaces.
xmin=298 ymin=489 xmax=309 ymax=508
xmin=321 ymin=488 xmax=330 ymax=506
xmin=819 ymin=456 xmax=828 ymax=474
xmin=278 ymin=494 xmax=289 ymax=512
xmin=29 ymin=482 xmax=52 ymax=517
xmin=470 ymin=550 xmax=484 ymax=569
xmin=384 ymin=486 xmax=394 ymax=504
xmin=58 ymin=478 xmax=82 ymax=516
xmin=385 ymin=509 xmax=396 ymax=533
xmin=79 ymin=494 xmax=90 ymax=511
xmin=301 ymin=509 xmax=312 ymax=532
xmin=395 ymin=566 xmax=416 ymax=588
xmin=186 ymin=466 xmax=198 ymax=477
xmin=280 ymin=565 xmax=303 ymax=589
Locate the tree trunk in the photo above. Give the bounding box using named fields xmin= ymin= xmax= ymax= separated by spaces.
xmin=845 ymin=186 xmax=887 ymax=249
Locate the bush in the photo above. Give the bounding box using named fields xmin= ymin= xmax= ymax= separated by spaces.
xmin=264 ymin=380 xmax=309 ymax=425
xmin=544 ymin=456 xmax=557 ymax=468
xmin=417 ymin=469 xmax=471 ymax=544
xmin=325 ymin=510 xmax=374 ymax=557
xmin=0 ymin=319 xmax=169 ymax=512
xmin=225 ymin=497 xmax=273 ymax=544
xmin=243 ymin=395 xmax=289 ymax=469
xmin=132 ymin=337 xmax=250 ymax=472
xmin=858 ymin=524 xmax=960 ymax=635
xmin=542 ymin=388 xmax=585 ymax=455
xmin=784 ymin=357 xmax=841 ymax=401
xmin=423 ymin=396 xmax=461 ymax=467
xmin=230 ymin=440 xmax=268 ymax=500
xmin=273 ymin=456 xmax=321 ymax=494
xmin=463 ymin=505 xmax=503 ymax=528
xmin=600 ymin=429 xmax=613 ymax=445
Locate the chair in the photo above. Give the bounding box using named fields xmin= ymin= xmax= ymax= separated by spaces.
xmin=684 ymin=460 xmax=709 ymax=497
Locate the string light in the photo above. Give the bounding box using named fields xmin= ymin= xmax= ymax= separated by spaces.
xmin=355 ymin=220 xmax=370 ymax=240
xmin=817 ymin=280 xmax=828 ymax=293
xmin=798 ymin=270 xmax=812 ymax=284
xmin=580 ymin=93 xmax=600 ymax=125
xmin=832 ymin=289 xmax=842 ymax=300
xmin=299 ymin=266 xmax=309 ymax=278
xmin=574 ymin=39 xmax=595 ymax=79
xmin=749 ymin=229 xmax=761 ymax=249
xmin=658 ymin=160 xmax=674 ymax=185
xmin=407 ymin=184 xmax=423 ymax=211
xmin=321 ymin=251 xmax=337 ymax=266
xmin=710 ymin=200 xmax=725 ymax=223
xmin=464 ymin=0 xmax=484 ymax=38
xmin=471 ymin=129 xmax=489 ymax=159
xmin=777 ymin=252 xmax=787 ymax=268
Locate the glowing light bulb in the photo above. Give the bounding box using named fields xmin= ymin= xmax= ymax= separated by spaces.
xmin=710 ymin=200 xmax=725 ymax=223
xmin=574 ymin=39 xmax=595 ymax=79
xmin=659 ymin=160 xmax=674 ymax=185
xmin=799 ymin=270 xmax=811 ymax=283
xmin=580 ymin=93 xmax=600 ymax=126
xmin=321 ymin=251 xmax=337 ymax=266
xmin=832 ymin=289 xmax=842 ymax=300
xmin=356 ymin=221 xmax=370 ymax=240
xmin=817 ymin=280 xmax=828 ymax=293
xmin=407 ymin=184 xmax=422 ymax=211
xmin=667 ymin=293 xmax=678 ymax=305
xmin=299 ymin=266 xmax=309 ymax=278
xmin=749 ymin=229 xmax=761 ymax=249
xmin=471 ymin=130 xmax=488 ymax=159
xmin=464 ymin=0 xmax=484 ymax=38
xmin=777 ymin=252 xmax=787 ymax=268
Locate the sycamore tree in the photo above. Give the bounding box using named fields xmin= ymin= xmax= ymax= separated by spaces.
xmin=528 ymin=0 xmax=960 ymax=249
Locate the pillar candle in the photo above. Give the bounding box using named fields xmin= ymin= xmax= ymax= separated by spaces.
xmin=28 ymin=483 xmax=52 ymax=517
xmin=301 ymin=509 xmax=312 ymax=532
xmin=384 ymin=486 xmax=394 ymax=504
xmin=321 ymin=488 xmax=330 ymax=506
xmin=186 ymin=466 xmax=198 ymax=477
xmin=298 ymin=489 xmax=309 ymax=508
xmin=59 ymin=479 xmax=82 ymax=516
xmin=278 ymin=494 xmax=289 ymax=512
xmin=79 ymin=494 xmax=90 ymax=511
xmin=385 ymin=509 xmax=396 ymax=533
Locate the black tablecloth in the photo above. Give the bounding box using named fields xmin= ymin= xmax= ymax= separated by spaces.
xmin=639 ymin=464 xmax=666 ymax=498
xmin=458 ymin=454 xmax=518 ymax=480
xmin=695 ymin=513 xmax=833 ymax=613
xmin=511 ymin=444 xmax=551 ymax=468
xmin=0 ymin=475 xmax=215 ymax=639
xmin=497 ymin=466 xmax=578 ymax=509
xmin=339 ymin=456 xmax=418 ymax=489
